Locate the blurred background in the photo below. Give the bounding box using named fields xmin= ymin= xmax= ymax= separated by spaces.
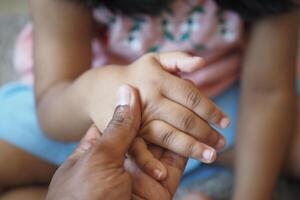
xmin=0 ymin=0 xmax=28 ymax=86
xmin=0 ymin=0 xmax=28 ymax=14
xmin=1 ymin=1 xmax=300 ymax=200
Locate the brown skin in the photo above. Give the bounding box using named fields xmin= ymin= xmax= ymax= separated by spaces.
xmin=4 ymin=0 xmax=296 ymax=200
xmin=233 ymin=11 xmax=298 ymax=200
xmin=175 ymin=9 xmax=300 ymax=200
xmin=30 ymin=0 xmax=227 ymax=142
xmin=47 ymin=86 xmax=187 ymax=200
xmin=187 ymin=11 xmax=299 ymax=200
xmin=0 ymin=141 xmax=55 ymax=200
xmin=30 ymin=0 xmax=231 ymax=181
xmin=0 ymin=141 xmax=56 ymax=189
xmin=0 ymin=187 xmax=48 ymax=200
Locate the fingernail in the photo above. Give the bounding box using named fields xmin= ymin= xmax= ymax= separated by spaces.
xmin=220 ymin=117 xmax=230 ymax=128
xmin=202 ymin=149 xmax=214 ymax=163
xmin=116 ymin=85 xmax=131 ymax=106
xmin=215 ymin=138 xmax=226 ymax=149
xmin=192 ymin=56 xmax=205 ymax=64
xmin=82 ymin=143 xmax=92 ymax=151
xmin=153 ymin=169 xmax=163 ymax=179
xmin=79 ymin=142 xmax=92 ymax=153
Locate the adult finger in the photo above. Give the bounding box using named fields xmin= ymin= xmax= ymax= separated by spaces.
xmin=129 ymin=137 xmax=167 ymax=180
xmin=160 ymin=150 xmax=187 ymax=196
xmin=148 ymin=144 xmax=164 ymax=159
xmin=94 ymin=84 xmax=141 ymax=160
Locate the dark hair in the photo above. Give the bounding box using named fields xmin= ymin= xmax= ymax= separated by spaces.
xmin=86 ymin=0 xmax=297 ymax=21
xmin=86 ymin=0 xmax=172 ymax=16
xmin=215 ymin=0 xmax=297 ymax=22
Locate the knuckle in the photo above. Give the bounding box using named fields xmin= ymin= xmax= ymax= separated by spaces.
xmin=140 ymin=52 xmax=157 ymax=64
xmin=161 ymin=128 xmax=176 ymax=146
xmin=186 ymin=89 xmax=202 ymax=109
xmin=143 ymin=100 xmax=160 ymax=120
xmin=147 ymin=78 xmax=163 ymax=95
xmin=141 ymin=159 xmax=153 ymax=171
xmin=93 ymin=141 xmax=111 ymax=155
xmin=185 ymin=141 xmax=198 ymax=156
xmin=107 ymin=106 xmax=133 ymax=131
xmin=181 ymin=113 xmax=195 ymax=131
xmin=204 ymin=106 xmax=217 ymax=119
xmin=210 ymin=134 xmax=219 ymax=146
xmin=201 ymin=127 xmax=213 ymax=141
xmin=141 ymin=120 xmax=157 ymax=136
xmin=162 ymin=152 xmax=183 ymax=168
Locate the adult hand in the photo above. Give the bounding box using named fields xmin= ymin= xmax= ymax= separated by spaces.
xmin=126 ymin=144 xmax=187 ymax=200
xmin=46 ymin=85 xmax=188 ymax=200
xmin=46 ymin=85 xmax=141 ymax=200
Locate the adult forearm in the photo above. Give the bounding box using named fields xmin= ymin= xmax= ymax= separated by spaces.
xmin=233 ymin=90 xmax=296 ymax=200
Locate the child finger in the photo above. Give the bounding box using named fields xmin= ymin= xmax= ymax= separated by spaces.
xmin=161 ymin=77 xmax=230 ymax=129
xmin=141 ymin=121 xmax=217 ymax=164
xmin=155 ymin=51 xmax=206 ymax=73
xmin=152 ymin=98 xmax=226 ymax=149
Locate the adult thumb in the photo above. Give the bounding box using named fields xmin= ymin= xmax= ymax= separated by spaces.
xmin=98 ymin=84 xmax=141 ymax=159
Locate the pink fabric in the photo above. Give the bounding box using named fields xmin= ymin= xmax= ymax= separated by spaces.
xmin=14 ymin=0 xmax=244 ymax=96
xmin=14 ymin=24 xmax=34 ymax=85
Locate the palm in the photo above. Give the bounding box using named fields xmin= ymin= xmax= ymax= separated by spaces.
xmin=125 ymin=146 xmax=187 ymax=200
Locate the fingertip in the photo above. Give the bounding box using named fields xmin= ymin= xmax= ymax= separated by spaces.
xmin=220 ymin=117 xmax=230 ymax=129
xmin=116 ymin=84 xmax=132 ymax=106
xmin=129 ymin=138 xmax=167 ymax=180
xmin=215 ymin=137 xmax=226 ymax=150
xmin=179 ymin=57 xmax=206 ymax=73
xmin=143 ymin=163 xmax=167 ymax=181
xmin=153 ymin=167 xmax=167 ymax=180
xmin=127 ymin=84 xmax=142 ymax=130
xmin=117 ymin=84 xmax=138 ymax=107
xmin=145 ymin=159 xmax=167 ymax=180
xmin=191 ymin=143 xmax=217 ymax=163
xmin=126 ymin=84 xmax=141 ymax=111
xmin=192 ymin=56 xmax=206 ymax=66
xmin=211 ymin=110 xmax=230 ymax=129
xmin=201 ymin=148 xmax=217 ymax=164
xmin=189 ymin=56 xmax=206 ymax=69
xmin=116 ymin=84 xmax=141 ymax=130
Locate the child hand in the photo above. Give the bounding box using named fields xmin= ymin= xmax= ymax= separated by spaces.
xmin=88 ymin=52 xmax=229 ymax=181
xmin=125 ymin=52 xmax=229 ymax=180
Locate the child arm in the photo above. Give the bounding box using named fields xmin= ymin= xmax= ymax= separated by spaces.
xmin=30 ymin=1 xmax=229 ymax=180
xmin=233 ymin=11 xmax=299 ymax=200
xmin=30 ymin=0 xmax=95 ymax=140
